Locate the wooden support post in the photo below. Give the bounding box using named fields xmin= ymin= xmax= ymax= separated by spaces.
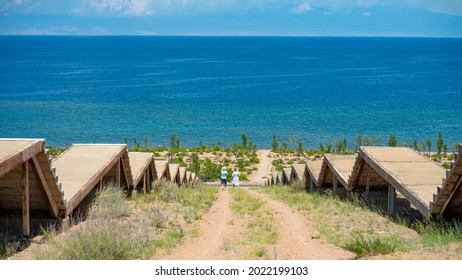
xmin=388 ymin=184 xmax=396 ymax=217
xmin=116 ymin=159 xmax=121 ymax=188
xmin=22 ymin=161 xmax=30 ymax=236
xmin=147 ymin=168 xmax=151 ymax=193
xmin=333 ymin=176 xmax=338 ymax=195
xmin=366 ymin=165 xmax=371 ymax=197
xmin=310 ymin=178 xmax=314 ymax=192
xmin=143 ymin=172 xmax=147 ymax=195
xmin=99 ymin=179 xmax=103 ymax=191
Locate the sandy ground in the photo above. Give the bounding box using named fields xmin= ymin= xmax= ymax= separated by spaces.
xmin=157 ymin=187 xmax=355 ymax=260
xmin=155 ymin=188 xmax=237 ymax=260
xmin=247 ymin=189 xmax=355 ymax=260
xmin=247 ymin=149 xmax=272 ymax=184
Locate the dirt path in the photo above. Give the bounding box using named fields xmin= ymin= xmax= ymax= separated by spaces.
xmin=247 ymin=150 xmax=272 ymax=185
xmin=247 ymin=189 xmax=356 ymax=260
xmin=158 ymin=187 xmax=356 ymax=260
xmin=156 ymin=189 xmax=239 ymax=260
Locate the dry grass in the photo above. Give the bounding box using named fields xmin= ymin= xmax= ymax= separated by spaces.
xmin=32 ymin=181 xmax=218 ymax=260
xmin=259 ymin=184 xmax=462 ymax=259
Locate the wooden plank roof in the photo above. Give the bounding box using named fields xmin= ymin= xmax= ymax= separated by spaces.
xmin=128 ymin=152 xmax=154 ymax=187
xmin=354 ymin=146 xmax=445 ymax=218
xmin=291 ymin=164 xmax=306 ymax=181
xmin=179 ymin=166 xmax=187 ymax=184
xmin=154 ymin=160 xmax=169 ymax=180
xmin=322 ymin=154 xmax=357 ymax=190
xmin=272 ymin=172 xmax=279 ymax=185
xmin=168 ymin=163 xmax=180 ymax=183
xmin=305 ymin=160 xmax=323 ymax=187
xmin=53 ymin=144 xmax=132 ymax=216
xmin=282 ymin=168 xmax=292 ymax=184
xmin=431 ymin=144 xmax=462 ymax=218
xmin=0 ymin=139 xmax=45 ymax=177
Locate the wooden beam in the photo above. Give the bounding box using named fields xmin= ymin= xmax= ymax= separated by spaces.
xmin=116 ymin=159 xmax=121 ymax=188
xmin=120 ymin=156 xmax=131 ymax=188
xmin=388 ymin=184 xmax=395 ymax=217
xmin=147 ymin=167 xmax=152 ymax=194
xmin=31 ymin=156 xmax=58 ymax=218
xmin=333 ymin=176 xmax=338 ymax=195
xmin=366 ymin=165 xmax=371 ymax=197
xmin=22 ymin=161 xmax=30 ymax=236
xmin=310 ymin=178 xmax=314 ymax=192
xmin=143 ymin=172 xmax=147 ymax=194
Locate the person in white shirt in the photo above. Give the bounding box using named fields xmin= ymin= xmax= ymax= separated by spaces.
xmin=232 ymin=168 xmax=240 ymax=188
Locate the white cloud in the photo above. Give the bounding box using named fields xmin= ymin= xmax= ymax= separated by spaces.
xmin=356 ymin=0 xmax=376 ymax=8
xmin=289 ymin=2 xmax=313 ymax=14
xmin=88 ymin=26 xmax=111 ymax=35
xmin=362 ymin=11 xmax=371 ymax=16
xmin=83 ymin=0 xmax=154 ymax=16
xmin=1 ymin=0 xmax=462 ymax=17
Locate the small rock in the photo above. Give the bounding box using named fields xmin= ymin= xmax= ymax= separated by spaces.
xmin=32 ymin=235 xmax=45 ymax=244
xmin=311 ymin=231 xmax=320 ymax=239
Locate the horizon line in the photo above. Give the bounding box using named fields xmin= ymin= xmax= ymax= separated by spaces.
xmin=1 ymin=34 xmax=461 ymax=39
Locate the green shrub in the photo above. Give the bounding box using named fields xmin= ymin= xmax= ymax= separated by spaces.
xmin=38 ymin=219 xmax=147 ymax=260
xmin=442 ymin=162 xmax=451 ymax=170
xmin=152 ymin=179 xmax=179 ymax=202
xmin=289 ymin=180 xmax=306 ymax=192
xmin=343 ymin=232 xmax=402 ymax=258
xmin=418 ymin=219 xmax=462 ymax=248
xmin=38 ymin=185 xmax=149 ymax=260
xmin=89 ymin=183 xmax=131 ymax=219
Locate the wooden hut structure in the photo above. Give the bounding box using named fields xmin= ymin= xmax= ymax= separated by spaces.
xmin=154 ymin=160 xmax=169 ymax=181
xmin=186 ymin=171 xmax=192 ymax=184
xmin=128 ymin=152 xmax=156 ymax=194
xmin=272 ymin=172 xmax=280 ymax=185
xmin=282 ymin=168 xmax=292 ymax=185
xmin=168 ymin=164 xmax=180 ymax=185
xmin=0 ymin=140 xmax=132 ymax=236
xmin=348 ymin=147 xmax=445 ymax=218
xmin=0 ymin=139 xmax=66 ymax=236
xmin=191 ymin=172 xmax=197 ymax=182
xmin=431 ymin=144 xmax=462 ymax=218
xmin=179 ymin=167 xmax=187 ymax=185
xmin=304 ymin=160 xmax=323 ymax=192
xmin=53 ymin=144 xmax=133 ymax=217
xmin=290 ymin=164 xmax=306 ymax=184
xmin=268 ymin=175 xmax=274 ymax=185
xmin=318 ymin=154 xmax=357 ymax=195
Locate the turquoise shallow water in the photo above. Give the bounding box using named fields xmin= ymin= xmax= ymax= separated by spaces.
xmin=0 ymin=36 xmax=461 ymax=149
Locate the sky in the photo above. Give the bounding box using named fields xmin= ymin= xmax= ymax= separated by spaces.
xmin=0 ymin=0 xmax=462 ymax=36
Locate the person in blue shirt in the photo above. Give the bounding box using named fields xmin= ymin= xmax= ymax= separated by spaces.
xmin=220 ymin=167 xmax=228 ymax=190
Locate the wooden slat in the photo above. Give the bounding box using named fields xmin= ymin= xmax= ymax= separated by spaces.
xmin=31 ymin=156 xmax=58 ymax=217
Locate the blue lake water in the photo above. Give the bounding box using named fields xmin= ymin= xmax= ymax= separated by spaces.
xmin=0 ymin=36 xmax=461 ymax=149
